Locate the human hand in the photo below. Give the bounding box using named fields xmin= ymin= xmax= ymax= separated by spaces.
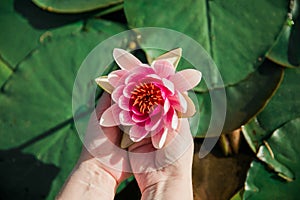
xmin=128 ymin=118 xmax=194 ymax=200
xmin=58 ymin=93 xmax=194 ymax=200
xmin=57 ymin=93 xmax=131 ymax=200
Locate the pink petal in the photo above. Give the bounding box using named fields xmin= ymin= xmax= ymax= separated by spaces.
xmin=144 ymin=74 xmax=162 ymax=83
xmin=163 ymin=98 xmax=170 ymax=114
xmin=168 ymin=92 xmax=187 ymax=113
xmin=132 ymin=113 xmax=149 ymax=123
xmin=118 ymin=95 xmax=131 ymax=111
xmin=125 ymin=66 xmax=155 ymax=84
xmin=177 ymin=92 xmax=188 ymax=113
xmin=169 ymin=69 xmax=202 ymax=92
xmin=119 ymin=110 xmax=135 ymax=125
xmin=166 ymin=108 xmax=179 ymax=130
xmin=162 ymin=78 xmax=175 ymax=95
xmin=99 ymin=104 xmax=121 ymax=127
xmin=154 ymin=48 xmax=182 ymax=69
xmin=95 ymin=76 xmax=114 ymax=94
xmin=152 ymin=60 xmax=175 ymax=78
xmin=150 ymin=104 xmax=163 ymax=116
xmin=179 ymin=93 xmax=196 ymax=118
xmin=145 ymin=117 xmax=162 ymax=131
xmin=113 ymin=48 xmax=142 ymax=70
xmin=112 ymin=85 xmax=125 ymax=103
xmin=123 ymin=82 xmax=136 ymax=98
xmin=145 ymin=106 xmax=163 ymax=131
xmin=151 ymin=128 xmax=168 ymax=149
xmin=129 ymin=125 xmax=149 ymax=142
xmin=108 ymin=70 xmax=127 ymax=87
xmin=131 ymin=105 xmax=145 ymax=116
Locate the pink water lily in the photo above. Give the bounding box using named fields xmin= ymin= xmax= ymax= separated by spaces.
xmin=95 ymin=48 xmax=202 ymax=149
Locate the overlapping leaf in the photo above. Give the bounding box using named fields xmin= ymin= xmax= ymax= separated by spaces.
xmin=244 ymin=118 xmax=300 ymax=200
xmin=0 ymin=58 xmax=12 ymax=87
xmin=0 ymin=18 xmax=127 ymax=199
xmin=242 ymin=67 xmax=300 ymax=199
xmin=32 ymin=0 xmax=123 ymax=13
xmin=192 ymin=60 xmax=283 ymax=137
xmin=124 ymin=0 xmax=288 ymax=90
xmin=243 ymin=67 xmax=300 ymax=153
xmin=267 ymin=0 xmax=300 ymax=67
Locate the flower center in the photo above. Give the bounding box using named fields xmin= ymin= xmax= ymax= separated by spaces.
xmin=130 ymin=83 xmax=163 ymax=114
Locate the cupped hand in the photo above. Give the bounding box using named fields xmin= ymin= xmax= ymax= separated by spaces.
xmin=57 ymin=93 xmax=131 ymax=200
xmin=128 ymin=118 xmax=194 ymax=200
xmin=80 ymin=92 xmax=132 ymax=185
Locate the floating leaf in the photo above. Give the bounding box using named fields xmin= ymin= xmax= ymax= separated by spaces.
xmin=124 ymin=0 xmax=288 ymax=89
xmin=0 ymin=19 xmax=127 ymax=199
xmin=32 ymin=0 xmax=123 ymax=13
xmin=242 ymin=67 xmax=300 ymax=153
xmin=244 ymin=118 xmax=300 ymax=199
xmin=0 ymin=0 xmax=121 ymax=68
xmin=242 ymin=118 xmax=268 ymax=153
xmin=0 ymin=57 xmax=12 ymax=88
xmin=267 ymin=0 xmax=300 ymax=67
xmin=0 ymin=124 xmax=82 ymax=200
xmin=256 ymin=67 xmax=300 ymax=133
xmin=193 ymin=60 xmax=283 ymax=137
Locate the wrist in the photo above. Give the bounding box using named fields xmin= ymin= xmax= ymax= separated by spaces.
xmin=57 ymin=159 xmax=117 ymax=200
xmin=141 ymin=176 xmax=193 ymax=200
xmin=77 ymin=159 xmax=118 ymax=190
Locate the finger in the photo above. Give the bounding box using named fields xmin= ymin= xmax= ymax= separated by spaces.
xmin=95 ymin=92 xmax=112 ymax=120
xmin=128 ymin=137 xmax=155 ymax=153
xmin=164 ymin=118 xmax=192 ymax=146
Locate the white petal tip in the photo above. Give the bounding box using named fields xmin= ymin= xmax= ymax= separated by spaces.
xmin=152 ymin=128 xmax=168 ymax=149
xmin=155 ymin=48 xmax=182 ymax=69
xmin=113 ymin=48 xmax=125 ymax=55
xmin=99 ymin=117 xmax=107 ymax=126
xmin=129 ymin=136 xmax=141 ymax=143
xmin=95 ymin=76 xmax=114 ymax=94
xmin=113 ymin=48 xmax=141 ymax=70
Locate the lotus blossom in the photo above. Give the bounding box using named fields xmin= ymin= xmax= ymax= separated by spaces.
xmin=95 ymin=48 xmax=202 ymax=149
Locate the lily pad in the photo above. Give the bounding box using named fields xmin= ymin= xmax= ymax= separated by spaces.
xmin=267 ymin=0 xmax=300 ymax=67
xmin=242 ymin=67 xmax=300 ymax=153
xmin=0 ymin=0 xmax=121 ymax=68
xmin=0 ymin=19 xmax=127 ymax=199
xmin=0 ymin=57 xmax=12 ymax=88
xmin=193 ymin=60 xmax=283 ymax=137
xmin=242 ymin=118 xmax=268 ymax=153
xmin=0 ymin=124 xmax=82 ymax=200
xmin=32 ymin=0 xmax=123 ymax=13
xmin=244 ymin=118 xmax=300 ymax=200
xmin=256 ymin=67 xmax=300 ymax=133
xmin=124 ymin=0 xmax=288 ymax=89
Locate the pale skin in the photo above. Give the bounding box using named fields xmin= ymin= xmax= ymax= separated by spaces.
xmin=57 ymin=93 xmax=194 ymax=200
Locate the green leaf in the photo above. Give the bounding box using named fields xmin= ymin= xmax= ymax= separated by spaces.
xmin=266 ymin=0 xmax=300 ymax=67
xmin=0 ymin=57 xmax=12 ymax=88
xmin=0 ymin=0 xmax=87 ymax=68
xmin=193 ymin=60 xmax=283 ymax=137
xmin=257 ymin=67 xmax=300 ymax=133
xmin=32 ymin=0 xmax=123 ymax=13
xmin=244 ymin=118 xmax=300 ymax=200
xmin=0 ymin=0 xmax=119 ymax=68
xmin=0 ymin=0 xmax=43 ymax=68
xmin=0 ymin=124 xmax=82 ymax=200
xmin=0 ymin=19 xmax=127 ymax=199
xmin=256 ymin=140 xmax=294 ymax=181
xmin=231 ymin=190 xmax=243 ymax=200
xmin=116 ymin=176 xmax=135 ymax=193
xmin=124 ymin=0 xmax=288 ymax=89
xmin=242 ymin=67 xmax=300 ymax=152
xmin=242 ymin=118 xmax=268 ymax=153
